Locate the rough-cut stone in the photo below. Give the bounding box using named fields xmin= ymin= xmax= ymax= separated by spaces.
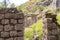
xmin=15 ymin=14 xmax=24 ymax=19
xmin=5 ymin=38 xmax=13 ymax=40
xmin=43 ymin=18 xmax=52 ymax=23
xmin=1 ymin=32 xmax=9 ymax=37
xmin=14 ymin=24 xmax=24 ymax=30
xmin=18 ymin=19 xmax=24 ymax=23
xmin=47 ymin=36 xmax=57 ymax=40
xmin=51 ymin=29 xmax=58 ymax=35
xmin=5 ymin=13 xmax=11 ymax=18
xmin=0 ymin=14 xmax=4 ymax=19
xmin=47 ymin=23 xmax=57 ymax=29
xmin=1 ymin=19 xmax=9 ymax=24
xmin=0 ymin=38 xmax=4 ymax=40
xmin=10 ymin=31 xmax=17 ymax=37
xmin=14 ymin=37 xmax=23 ymax=40
xmin=17 ymin=31 xmax=24 ymax=36
xmin=0 ymin=25 xmax=3 ymax=31
xmin=10 ymin=19 xmax=17 ymax=24
xmin=5 ymin=13 xmax=15 ymax=19
xmin=4 ymin=25 xmax=13 ymax=31
xmin=4 ymin=19 xmax=9 ymax=24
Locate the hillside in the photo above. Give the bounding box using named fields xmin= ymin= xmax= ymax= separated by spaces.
xmin=17 ymin=0 xmax=52 ymax=14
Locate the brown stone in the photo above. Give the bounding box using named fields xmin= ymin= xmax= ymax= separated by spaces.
xmin=5 ymin=13 xmax=11 ymax=18
xmin=10 ymin=31 xmax=17 ymax=37
xmin=51 ymin=29 xmax=58 ymax=35
xmin=17 ymin=31 xmax=24 ymax=36
xmin=4 ymin=25 xmax=13 ymax=31
xmin=1 ymin=32 xmax=9 ymax=37
xmin=14 ymin=37 xmax=23 ymax=40
xmin=47 ymin=36 xmax=57 ymax=40
xmin=5 ymin=38 xmax=13 ymax=40
xmin=5 ymin=13 xmax=15 ymax=19
xmin=0 ymin=14 xmax=4 ymax=19
xmin=1 ymin=19 xmax=9 ymax=24
xmin=14 ymin=24 xmax=24 ymax=30
xmin=0 ymin=25 xmax=3 ymax=31
xmin=0 ymin=38 xmax=4 ymax=40
xmin=15 ymin=14 xmax=24 ymax=19
xmin=10 ymin=19 xmax=17 ymax=24
xmin=43 ymin=18 xmax=52 ymax=24
xmin=18 ymin=19 xmax=24 ymax=23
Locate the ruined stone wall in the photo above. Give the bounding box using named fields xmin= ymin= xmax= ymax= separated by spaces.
xmin=0 ymin=8 xmax=24 ymax=40
xmin=42 ymin=13 xmax=60 ymax=40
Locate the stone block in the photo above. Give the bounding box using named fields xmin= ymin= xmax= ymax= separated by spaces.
xmin=5 ymin=13 xmax=11 ymax=18
xmin=4 ymin=25 xmax=13 ymax=31
xmin=5 ymin=38 xmax=13 ymax=40
xmin=47 ymin=23 xmax=57 ymax=29
xmin=51 ymin=29 xmax=58 ymax=35
xmin=1 ymin=32 xmax=9 ymax=37
xmin=10 ymin=31 xmax=17 ymax=37
xmin=1 ymin=19 xmax=9 ymax=25
xmin=0 ymin=14 xmax=4 ymax=19
xmin=14 ymin=24 xmax=24 ymax=31
xmin=18 ymin=19 xmax=24 ymax=23
xmin=0 ymin=25 xmax=3 ymax=31
xmin=5 ymin=13 xmax=15 ymax=19
xmin=4 ymin=19 xmax=9 ymax=24
xmin=47 ymin=36 xmax=57 ymax=40
xmin=0 ymin=38 xmax=4 ymax=40
xmin=43 ymin=18 xmax=52 ymax=24
xmin=10 ymin=19 xmax=17 ymax=24
xmin=17 ymin=31 xmax=24 ymax=36
xmin=14 ymin=37 xmax=23 ymax=40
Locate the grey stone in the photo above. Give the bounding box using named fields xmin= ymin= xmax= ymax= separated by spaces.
xmin=17 ymin=31 xmax=24 ymax=36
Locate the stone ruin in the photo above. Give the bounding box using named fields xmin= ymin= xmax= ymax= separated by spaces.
xmin=42 ymin=13 xmax=60 ymax=40
xmin=0 ymin=8 xmax=24 ymax=40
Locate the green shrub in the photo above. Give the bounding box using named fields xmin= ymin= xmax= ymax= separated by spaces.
xmin=56 ymin=14 xmax=60 ymax=25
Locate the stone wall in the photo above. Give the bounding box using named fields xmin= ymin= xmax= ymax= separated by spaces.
xmin=0 ymin=8 xmax=24 ymax=40
xmin=42 ymin=13 xmax=60 ymax=40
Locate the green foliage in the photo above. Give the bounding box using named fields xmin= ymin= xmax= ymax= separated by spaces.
xmin=31 ymin=5 xmax=44 ymax=12
xmin=56 ymin=14 xmax=60 ymax=25
xmin=24 ymin=19 xmax=43 ymax=40
xmin=39 ymin=5 xmax=45 ymax=11
xmin=31 ymin=6 xmax=38 ymax=12
xmin=56 ymin=7 xmax=60 ymax=13
xmin=40 ymin=0 xmax=45 ymax=2
xmin=0 ymin=3 xmax=6 ymax=8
